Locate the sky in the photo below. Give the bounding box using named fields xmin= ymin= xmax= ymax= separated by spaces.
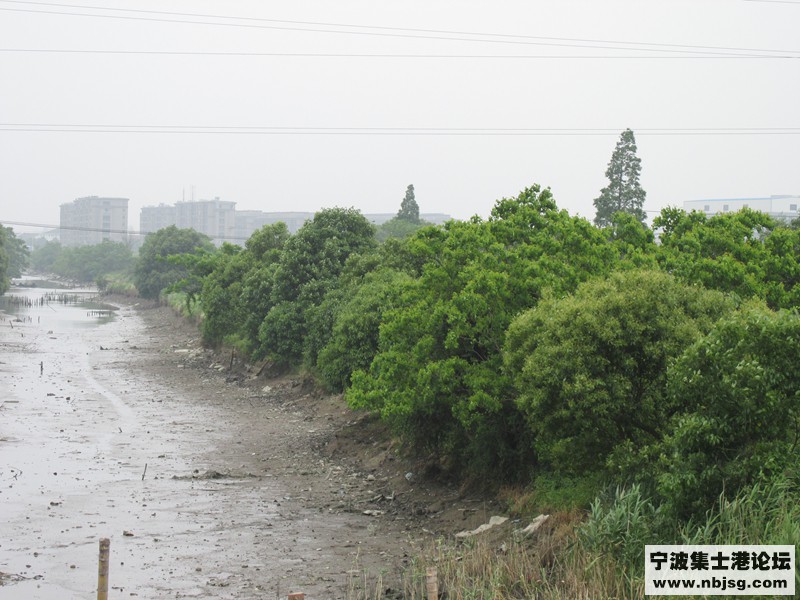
xmin=0 ymin=0 xmax=798 ymax=233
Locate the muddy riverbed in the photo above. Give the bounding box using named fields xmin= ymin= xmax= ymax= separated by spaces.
xmin=0 ymin=287 xmax=498 ymax=599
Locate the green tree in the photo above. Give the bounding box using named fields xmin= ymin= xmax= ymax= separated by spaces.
xmin=397 ymin=184 xmax=420 ymax=224
xmin=134 ymin=226 xmax=213 ymax=299
xmin=0 ymin=226 xmax=29 ymax=279
xmin=593 ymin=129 xmax=647 ymax=227
xmin=376 ymin=216 xmax=425 ymax=242
xmin=653 ymin=207 xmax=796 ymax=306
xmin=657 ymin=304 xmax=800 ymax=517
xmin=29 ymin=240 xmax=63 ymax=273
xmin=348 ymin=185 xmax=617 ymax=478
xmin=605 ymin=211 xmax=658 ymax=268
xmin=0 ymin=227 xmax=11 ymax=294
xmin=50 ymin=240 xmax=134 ymax=283
xmin=258 ymin=208 xmax=376 ymax=362
xmin=198 ymin=223 xmax=289 ymax=348
xmin=315 ymin=268 xmax=412 ymax=391
xmin=504 ymin=270 xmax=733 ymax=476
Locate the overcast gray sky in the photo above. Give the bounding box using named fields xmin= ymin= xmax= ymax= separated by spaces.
xmin=1 ymin=0 xmax=798 ymax=233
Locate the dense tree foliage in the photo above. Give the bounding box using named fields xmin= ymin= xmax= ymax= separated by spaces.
xmin=0 ymin=226 xmax=16 ymax=294
xmin=28 ymin=239 xmax=131 ymax=284
xmin=657 ymin=304 xmax=800 ymax=516
xmin=258 ymin=208 xmax=376 ymax=362
xmin=198 ymin=223 xmax=289 ymax=349
xmin=131 ymin=185 xmax=800 ymax=520
xmin=134 ymin=226 xmax=213 ymax=299
xmin=1 ymin=225 xmax=30 ymax=281
xmin=316 ymin=267 xmax=412 ymax=392
xmin=654 ymin=207 xmax=800 ymax=308
xmin=504 ymin=270 xmax=733 ymax=476
xmin=348 ymin=185 xmax=618 ymax=476
xmin=376 ymin=217 xmax=425 ymax=242
xmin=594 ymin=129 xmax=647 ymax=226
xmin=29 ymin=240 xmax=62 ymax=273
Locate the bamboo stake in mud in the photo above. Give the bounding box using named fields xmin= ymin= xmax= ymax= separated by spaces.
xmin=97 ymin=537 xmax=110 ymax=600
xmin=426 ymin=567 xmax=438 ymax=600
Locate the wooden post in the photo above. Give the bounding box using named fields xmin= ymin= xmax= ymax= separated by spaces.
xmin=426 ymin=567 xmax=438 ymax=600
xmin=288 ymin=594 xmax=304 ymax=600
xmin=97 ymin=538 xmax=110 ymax=600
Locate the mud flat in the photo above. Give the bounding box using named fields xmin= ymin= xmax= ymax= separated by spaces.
xmin=1 ymin=289 xmax=422 ymax=599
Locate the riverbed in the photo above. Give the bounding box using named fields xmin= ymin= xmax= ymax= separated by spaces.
xmin=0 ymin=286 xmax=423 ymax=599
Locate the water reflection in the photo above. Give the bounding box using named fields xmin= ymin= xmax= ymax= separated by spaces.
xmin=0 ymin=283 xmax=117 ymax=328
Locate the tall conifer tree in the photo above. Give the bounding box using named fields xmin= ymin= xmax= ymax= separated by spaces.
xmin=396 ymin=184 xmax=420 ymax=224
xmin=593 ymin=129 xmax=647 ymax=227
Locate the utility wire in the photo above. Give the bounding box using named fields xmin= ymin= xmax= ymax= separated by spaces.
xmin=0 ymin=4 xmax=794 ymax=57
xmin=1 ymin=0 xmax=797 ymax=57
xmin=1 ymin=220 xmax=251 ymax=240
xmin=0 ymin=48 xmax=794 ymax=60
xmin=1 ymin=125 xmax=799 ymax=136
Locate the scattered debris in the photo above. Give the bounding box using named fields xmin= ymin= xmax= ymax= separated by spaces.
xmin=455 ymin=516 xmax=509 ymax=539
xmin=172 ymin=469 xmax=258 ymax=480
xmin=518 ymin=514 xmax=550 ymax=536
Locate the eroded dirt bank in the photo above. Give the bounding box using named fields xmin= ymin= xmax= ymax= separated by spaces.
xmin=0 ymin=290 xmax=498 ymax=599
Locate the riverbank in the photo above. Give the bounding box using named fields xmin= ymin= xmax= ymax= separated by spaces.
xmin=0 ymin=291 xmax=506 ymax=598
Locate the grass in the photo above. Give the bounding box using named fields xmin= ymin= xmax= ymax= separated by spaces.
xmin=163 ymin=291 xmax=203 ymax=322
xmin=346 ymin=478 xmax=800 ymax=600
xmin=99 ymin=273 xmax=137 ymax=296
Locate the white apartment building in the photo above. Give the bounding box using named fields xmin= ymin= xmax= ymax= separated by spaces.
xmin=174 ymin=197 xmax=236 ymax=245
xmin=140 ymin=203 xmax=178 ymax=234
xmin=59 ymin=196 xmax=129 ymax=247
xmin=684 ymin=195 xmax=799 ymax=223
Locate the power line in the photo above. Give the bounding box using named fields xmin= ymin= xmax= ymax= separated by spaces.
xmin=1 ymin=219 xmax=251 ymax=241
xmin=1 ymin=0 xmax=796 ymax=56
xmin=0 ymin=2 xmax=796 ymax=57
xmin=0 ymin=48 xmax=794 ymax=60
xmin=1 ymin=125 xmax=799 ymax=136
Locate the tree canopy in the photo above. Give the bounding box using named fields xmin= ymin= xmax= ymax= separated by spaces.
xmin=134 ymin=226 xmax=213 ymax=299
xmin=594 ymin=129 xmax=647 ymax=226
xmin=258 ymin=208 xmax=376 ymax=361
xmin=504 ymin=269 xmax=733 ymax=476
xmin=0 ymin=225 xmax=28 ymax=293
xmin=348 ymin=185 xmax=618 ymax=477
xmin=124 ymin=183 xmax=800 ymax=524
xmin=657 ymin=303 xmax=800 ymax=516
xmin=396 ymin=184 xmax=420 ymax=224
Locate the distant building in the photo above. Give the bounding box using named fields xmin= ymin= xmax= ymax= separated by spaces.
xmin=59 ymin=196 xmax=129 ymax=247
xmin=140 ymin=201 xmax=454 ymax=247
xmin=235 ymin=211 xmax=313 ymax=239
xmin=174 ymin=197 xmax=236 ymax=245
xmin=684 ymin=195 xmax=799 ymax=223
xmin=140 ymin=203 xmax=177 ymax=234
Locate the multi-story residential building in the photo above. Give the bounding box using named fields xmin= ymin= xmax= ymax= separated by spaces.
xmin=684 ymin=195 xmax=800 ymax=223
xmin=59 ymin=196 xmax=129 ymax=247
xmin=174 ymin=197 xmax=236 ymax=245
xmin=140 ymin=201 xmax=454 ymax=246
xmin=234 ymin=211 xmax=314 ymax=239
xmin=140 ymin=203 xmax=177 ymax=234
